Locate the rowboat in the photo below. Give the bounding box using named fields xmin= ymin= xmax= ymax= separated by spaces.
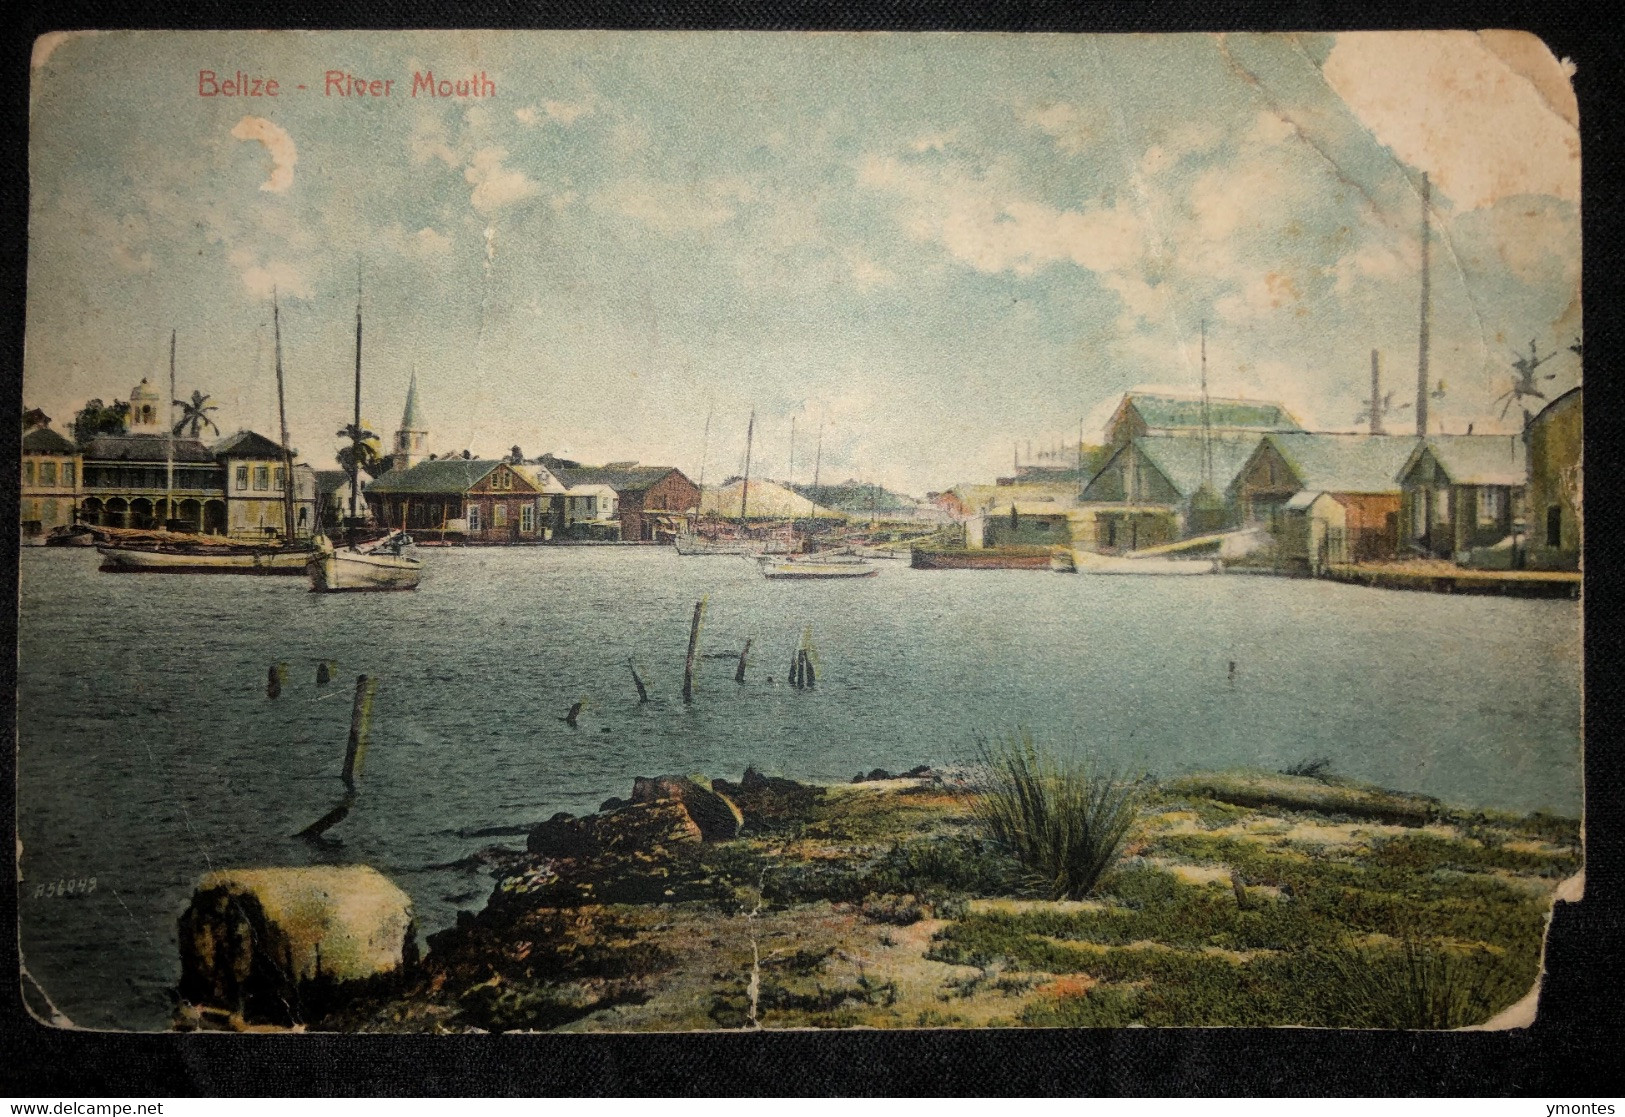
xmin=307 ymin=532 xmax=421 ymax=592
xmin=759 ymin=556 xmax=877 ymax=579
xmin=100 ymin=544 xmax=310 ymax=575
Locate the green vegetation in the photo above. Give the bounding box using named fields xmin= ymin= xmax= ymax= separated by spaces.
xmin=972 ymin=730 xmax=1144 ymax=900
xmin=321 ymin=765 xmax=1577 ymax=1033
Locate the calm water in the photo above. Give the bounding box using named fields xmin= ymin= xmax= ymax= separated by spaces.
xmin=17 ymin=546 xmax=1582 ymax=1030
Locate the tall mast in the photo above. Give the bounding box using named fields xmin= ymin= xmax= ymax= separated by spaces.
xmin=273 ymin=292 xmax=296 ymax=542
xmin=165 ymin=329 xmax=175 ymax=527
xmin=740 ymin=408 xmax=755 ymax=521
xmin=811 ymin=415 xmax=824 ymax=520
xmin=786 ymin=416 xmax=796 ymax=519
xmin=351 ymin=279 xmax=363 ymax=524
xmin=1369 ymin=349 xmax=1385 ymax=435
xmin=696 ymin=406 xmax=713 ymax=500
xmin=1199 ymin=320 xmax=1213 ymax=492
xmin=1076 ymin=417 xmax=1084 ymax=501
xmin=1416 ymin=172 xmax=1431 ymax=437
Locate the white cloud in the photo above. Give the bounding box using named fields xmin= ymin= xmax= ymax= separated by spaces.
xmin=516 ymin=99 xmax=593 ymax=127
xmin=1322 ymin=31 xmax=1578 ymax=210
xmin=594 ymin=176 xmax=755 ymax=234
xmin=413 ymin=226 xmax=454 ymax=256
xmin=409 ymin=115 xmax=462 ymax=167
xmin=857 ymin=155 xmax=1145 ymax=277
xmin=227 ymin=249 xmax=309 ymax=299
xmin=464 ymin=147 xmax=539 ymax=214
xmin=845 ymin=249 xmax=896 ymax=291
xmin=1021 ymin=101 xmax=1094 ymax=155
xmin=230 ymin=116 xmax=297 ymax=193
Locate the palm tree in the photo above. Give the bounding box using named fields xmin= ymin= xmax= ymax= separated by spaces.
xmin=173 ymin=390 xmax=220 ymax=439
xmin=335 ymin=424 xmax=383 ymax=479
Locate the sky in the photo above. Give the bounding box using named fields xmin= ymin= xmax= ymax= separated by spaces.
xmin=25 ymin=30 xmax=1581 ymax=495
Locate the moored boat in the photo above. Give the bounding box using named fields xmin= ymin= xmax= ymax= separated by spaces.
xmin=760 ymin=555 xmax=877 ymax=579
xmin=1075 ymin=551 xmax=1220 ymax=576
xmin=910 ymin=545 xmax=1056 ymax=571
xmin=307 ymin=532 xmax=421 ymax=592
xmin=100 ymin=541 xmax=309 ymax=574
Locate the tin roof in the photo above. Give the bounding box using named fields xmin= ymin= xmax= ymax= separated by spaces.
xmin=213 ymin=430 xmax=288 ymax=459
xmin=557 ymin=464 xmax=688 ymax=495
xmin=22 ymin=427 xmax=76 ymax=454
xmin=365 ymin=458 xmax=504 ymax=494
xmin=1133 ymin=433 xmax=1262 ymax=498
xmin=81 ymin=434 xmax=217 ymax=463
xmin=1401 ymin=435 xmax=1528 ymax=487
xmin=1121 ymin=393 xmax=1302 ymax=434
xmin=1259 ymin=432 xmax=1418 ymax=494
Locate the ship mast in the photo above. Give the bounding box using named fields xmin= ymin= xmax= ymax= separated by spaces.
xmin=350 ymin=280 xmax=363 ymax=525
xmin=786 ymin=416 xmax=796 ymax=520
xmin=811 ymin=415 xmax=824 ymax=521
xmin=1199 ymin=319 xmax=1214 ymax=494
xmin=273 ymin=292 xmax=296 ymax=542
xmin=165 ymin=329 xmax=175 ymax=529
xmin=740 ymin=408 xmax=755 ymax=521
xmin=1416 ymin=172 xmax=1431 ymax=437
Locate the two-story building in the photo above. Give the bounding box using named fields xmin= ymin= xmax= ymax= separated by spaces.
xmin=1079 ymin=433 xmax=1259 ymax=551
xmin=20 ymin=417 xmax=81 ymax=543
xmin=559 ymin=464 xmax=700 ymax=543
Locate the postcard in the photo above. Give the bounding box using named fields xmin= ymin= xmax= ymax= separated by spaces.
xmin=17 ymin=28 xmax=1582 ymax=1033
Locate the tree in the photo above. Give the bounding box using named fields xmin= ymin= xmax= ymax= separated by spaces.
xmin=71 ymin=399 xmax=131 ymax=444
xmin=173 ymin=390 xmax=220 ymax=439
xmin=335 ymin=424 xmax=383 ymax=479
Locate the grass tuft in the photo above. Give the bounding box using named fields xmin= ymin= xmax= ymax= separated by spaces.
xmin=972 ymin=729 xmax=1143 ymax=901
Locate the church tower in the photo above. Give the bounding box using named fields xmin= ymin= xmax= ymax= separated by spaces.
xmin=394 ymin=370 xmax=428 ymax=472
xmin=128 ymin=378 xmax=163 ymax=435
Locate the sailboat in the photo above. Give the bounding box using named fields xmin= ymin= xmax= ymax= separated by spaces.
xmin=676 ymin=408 xmax=799 ymax=556
xmin=307 ymin=285 xmax=422 ymax=592
xmin=97 ymin=315 xmax=315 ymax=575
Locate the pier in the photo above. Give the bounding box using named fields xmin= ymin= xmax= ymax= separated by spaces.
xmin=1323 ymin=560 xmax=1580 ymax=599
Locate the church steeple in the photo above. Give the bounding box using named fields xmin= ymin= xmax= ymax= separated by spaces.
xmin=394 ymin=370 xmax=428 ymax=471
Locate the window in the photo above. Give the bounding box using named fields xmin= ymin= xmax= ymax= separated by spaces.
xmin=253 ymin=466 xmax=270 ymax=491
xmin=1433 ymin=486 xmax=1450 ymax=523
xmin=273 ymin=467 xmax=286 ymax=491
xmin=1412 ymin=492 xmax=1427 ymax=536
xmin=492 ymin=470 xmax=512 ymax=491
xmin=39 ymin=462 xmax=57 ymax=487
xmin=22 ymin=461 xmax=34 ymax=486
xmin=493 ymin=503 xmax=508 ymax=528
xmin=466 ymin=504 xmax=481 ymax=532
xmin=236 ymin=465 xmax=249 ymax=490
xmin=62 ymin=463 xmax=74 ymax=487
xmin=1477 ymin=487 xmax=1504 ymax=525
xmin=1547 ymin=505 xmax=1563 ymax=548
xmin=520 ymin=503 xmax=535 ymax=532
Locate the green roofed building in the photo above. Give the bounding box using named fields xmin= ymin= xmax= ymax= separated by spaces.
xmin=1080 ymin=433 xmax=1261 ymax=551
xmin=1105 ymin=392 xmax=1302 ymax=448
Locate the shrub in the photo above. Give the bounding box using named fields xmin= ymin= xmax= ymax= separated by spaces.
xmin=1319 ymin=938 xmax=1532 ymax=1029
xmin=971 ymin=730 xmax=1143 ymax=901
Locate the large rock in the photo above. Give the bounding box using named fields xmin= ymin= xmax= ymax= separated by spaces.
xmin=629 ymin=775 xmax=743 ymax=841
xmin=713 ymin=767 xmax=824 ymax=830
xmin=177 ymin=865 xmax=416 ymax=1026
xmin=527 ymin=799 xmax=705 ymax=859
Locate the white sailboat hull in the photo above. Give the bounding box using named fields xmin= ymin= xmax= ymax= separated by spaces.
xmin=98 ymin=545 xmax=310 ymax=574
xmin=307 ymin=543 xmax=422 ymax=592
xmin=1074 ymin=552 xmax=1220 ymax=576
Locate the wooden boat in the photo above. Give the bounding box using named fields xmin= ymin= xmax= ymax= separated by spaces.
xmin=1074 ymin=551 xmax=1220 ymax=576
xmin=97 ymin=314 xmax=315 ymax=575
xmin=309 ymin=284 xmax=423 ymax=594
xmin=101 ymin=541 xmax=309 ymax=574
xmin=759 ymin=555 xmax=877 ymax=579
xmin=44 ymin=525 xmax=96 ymax=547
xmin=308 ymin=532 xmax=421 ymax=592
xmin=910 ymin=545 xmax=1055 ymax=570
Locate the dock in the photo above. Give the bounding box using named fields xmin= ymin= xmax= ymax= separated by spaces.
xmin=1323 ymin=561 xmax=1580 ymax=600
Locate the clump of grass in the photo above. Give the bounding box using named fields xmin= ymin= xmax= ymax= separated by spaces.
xmin=1281 ymin=757 xmax=1333 ymax=780
xmin=972 ymin=730 xmax=1143 ymax=901
xmin=1322 ymin=938 xmax=1531 ymax=1030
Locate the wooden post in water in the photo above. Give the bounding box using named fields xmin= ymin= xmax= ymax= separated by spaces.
xmin=735 ymin=638 xmax=752 ymax=683
xmin=267 ymin=663 xmax=285 ymax=699
xmin=628 ymin=658 xmax=650 ymax=703
xmin=682 ymin=597 xmax=708 ymax=705
xmin=341 ymin=675 xmax=377 ymax=791
xmin=802 ymin=649 xmax=816 ymax=689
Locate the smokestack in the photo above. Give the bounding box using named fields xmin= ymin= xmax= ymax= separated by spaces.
xmin=1370 ymin=349 xmax=1384 ymax=435
xmin=1416 ymin=172 xmax=1430 ymax=437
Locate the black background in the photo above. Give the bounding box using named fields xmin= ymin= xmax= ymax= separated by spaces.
xmin=2 ymin=0 xmax=1620 ymax=1097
